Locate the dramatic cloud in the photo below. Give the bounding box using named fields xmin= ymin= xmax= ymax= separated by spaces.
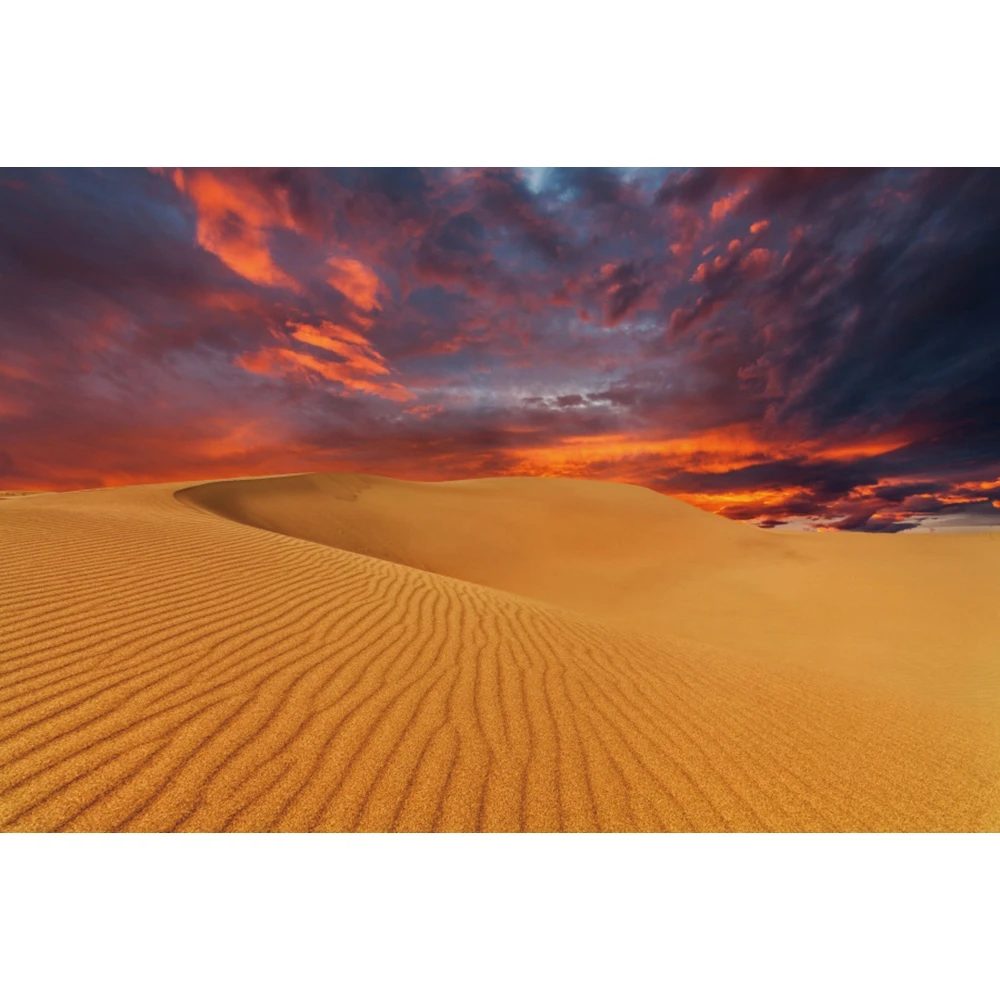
xmin=2 ymin=167 xmax=999 ymax=531
xmin=326 ymin=257 xmax=382 ymax=314
xmin=236 ymin=320 xmax=412 ymax=402
xmin=162 ymin=168 xmax=303 ymax=289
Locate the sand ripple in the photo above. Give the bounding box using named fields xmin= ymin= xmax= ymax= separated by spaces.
xmin=1 ymin=475 xmax=997 ymax=831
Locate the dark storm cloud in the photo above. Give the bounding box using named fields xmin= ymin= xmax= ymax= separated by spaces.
xmin=770 ymin=169 xmax=1000 ymax=439
xmin=872 ymin=481 xmax=951 ymax=502
xmin=646 ymin=168 xmax=1000 ymax=530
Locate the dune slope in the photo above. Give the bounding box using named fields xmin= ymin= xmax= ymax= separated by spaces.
xmin=1 ymin=473 xmax=998 ymax=832
xmin=182 ymin=473 xmax=1000 ymax=701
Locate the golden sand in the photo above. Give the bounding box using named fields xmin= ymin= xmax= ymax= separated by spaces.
xmin=1 ymin=473 xmax=998 ymax=832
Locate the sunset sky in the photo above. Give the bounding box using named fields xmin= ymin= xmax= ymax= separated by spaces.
xmin=2 ymin=167 xmax=999 ymax=531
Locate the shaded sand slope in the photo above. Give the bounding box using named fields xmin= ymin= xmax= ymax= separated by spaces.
xmin=0 ymin=474 xmax=998 ymax=832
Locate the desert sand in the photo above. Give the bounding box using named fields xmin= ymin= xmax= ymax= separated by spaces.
xmin=1 ymin=472 xmax=998 ymax=832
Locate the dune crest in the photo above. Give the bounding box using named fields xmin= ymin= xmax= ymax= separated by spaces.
xmin=1 ymin=472 xmax=998 ymax=832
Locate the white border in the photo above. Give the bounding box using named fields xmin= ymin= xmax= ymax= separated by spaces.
xmin=2 ymin=1 xmax=998 ymax=165
xmin=2 ymin=833 xmax=998 ymax=998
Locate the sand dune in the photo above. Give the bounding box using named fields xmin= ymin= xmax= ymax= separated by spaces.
xmin=1 ymin=472 xmax=998 ymax=832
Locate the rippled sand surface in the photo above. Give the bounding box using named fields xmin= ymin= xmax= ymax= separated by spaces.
xmin=1 ymin=473 xmax=997 ymax=831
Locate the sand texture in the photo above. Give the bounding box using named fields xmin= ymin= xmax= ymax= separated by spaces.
xmin=2 ymin=473 xmax=998 ymax=832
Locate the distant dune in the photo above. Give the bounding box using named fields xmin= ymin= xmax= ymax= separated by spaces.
xmin=1 ymin=472 xmax=998 ymax=832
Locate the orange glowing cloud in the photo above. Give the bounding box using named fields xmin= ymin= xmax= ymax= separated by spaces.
xmin=690 ymin=257 xmax=723 ymax=283
xmin=740 ymin=247 xmax=774 ymax=277
xmin=505 ymin=424 xmax=773 ymax=478
xmin=288 ymin=321 xmax=390 ymax=377
xmin=750 ymin=219 xmax=770 ymax=234
xmin=167 ymin=169 xmax=301 ymax=290
xmin=327 ymin=258 xmax=382 ymax=315
xmin=236 ymin=347 xmax=411 ymax=402
xmin=668 ymin=204 xmax=704 ymax=259
xmin=814 ymin=432 xmax=914 ymax=461
xmin=237 ymin=320 xmax=411 ymax=402
xmin=710 ymin=188 xmax=750 ymax=223
xmin=672 ymin=487 xmax=805 ymax=516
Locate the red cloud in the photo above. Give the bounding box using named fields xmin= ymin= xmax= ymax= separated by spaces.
xmin=236 ymin=346 xmax=411 ymax=402
xmin=289 ymin=321 xmax=391 ymax=377
xmin=327 ymin=257 xmax=382 ymax=315
xmin=710 ymin=188 xmax=750 ymax=223
xmin=668 ymin=296 xmax=726 ymax=337
xmin=740 ymin=248 xmax=774 ymax=278
xmin=237 ymin=320 xmax=411 ymax=402
xmin=667 ymin=204 xmax=704 ymax=260
xmin=165 ymin=169 xmax=302 ymax=290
